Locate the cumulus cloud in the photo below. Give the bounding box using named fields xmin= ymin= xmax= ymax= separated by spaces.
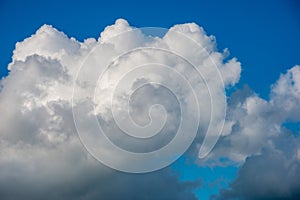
xmin=0 ymin=19 xmax=242 ymax=199
xmin=271 ymin=66 xmax=300 ymax=121
xmin=200 ymin=66 xmax=300 ymax=166
xmin=214 ymin=136 xmax=300 ymax=200
xmin=2 ymin=17 xmax=299 ymax=200
xmin=211 ymin=66 xmax=300 ymax=199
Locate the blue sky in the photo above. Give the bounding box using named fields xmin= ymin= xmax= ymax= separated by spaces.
xmin=1 ymin=0 xmax=300 ymax=98
xmin=1 ymin=1 xmax=300 ymax=199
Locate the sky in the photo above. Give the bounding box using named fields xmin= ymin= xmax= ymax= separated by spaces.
xmin=0 ymin=0 xmax=300 ymax=200
xmin=1 ymin=0 xmax=300 ymax=97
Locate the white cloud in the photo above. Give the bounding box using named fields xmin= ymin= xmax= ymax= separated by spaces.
xmin=202 ymin=66 xmax=300 ymax=166
xmin=211 ymin=66 xmax=300 ymax=199
xmin=0 ymin=19 xmax=242 ymax=198
xmin=3 ymin=18 xmax=299 ymax=200
xmin=271 ymin=65 xmax=300 ymax=121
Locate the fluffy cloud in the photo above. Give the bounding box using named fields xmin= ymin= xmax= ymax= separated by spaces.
xmin=0 ymin=19 xmax=241 ymax=199
xmin=2 ymin=18 xmax=299 ymax=200
xmin=200 ymin=66 xmax=300 ymax=166
xmin=271 ymin=66 xmax=300 ymax=121
xmin=212 ymin=66 xmax=300 ymax=199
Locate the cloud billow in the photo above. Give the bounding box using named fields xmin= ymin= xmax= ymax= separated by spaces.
xmin=213 ymin=66 xmax=300 ymax=199
xmin=1 ymin=18 xmax=300 ymax=200
xmin=0 ymin=19 xmax=241 ymax=199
